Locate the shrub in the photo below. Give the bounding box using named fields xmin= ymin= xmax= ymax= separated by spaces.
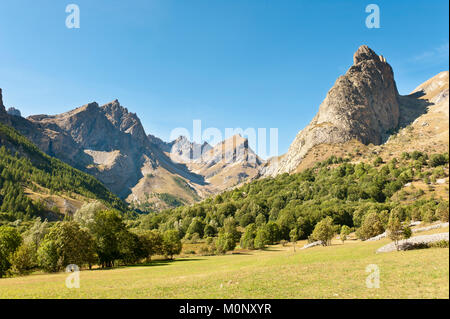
xmin=428 ymin=240 xmax=449 ymax=248
xmin=429 ymin=153 xmax=448 ymax=167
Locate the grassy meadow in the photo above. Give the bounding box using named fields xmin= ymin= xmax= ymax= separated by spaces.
xmin=0 ymin=228 xmax=448 ymax=299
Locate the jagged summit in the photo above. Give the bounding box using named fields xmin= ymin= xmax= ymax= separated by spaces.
xmin=353 ymin=45 xmax=382 ymax=64
xmin=262 ymin=45 xmax=400 ymax=176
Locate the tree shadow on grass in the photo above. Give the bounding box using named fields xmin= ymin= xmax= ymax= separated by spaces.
xmin=91 ymin=258 xmax=205 ymax=271
xmin=126 ymin=258 xmax=205 ymax=268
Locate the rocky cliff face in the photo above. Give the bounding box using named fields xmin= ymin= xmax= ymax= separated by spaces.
xmin=185 ymin=134 xmax=263 ymax=191
xmin=0 ymin=88 xmax=5 ymax=113
xmin=167 ymin=136 xmax=212 ymax=163
xmin=26 ymin=101 xmax=157 ymax=198
xmin=262 ymin=45 xmax=400 ymax=176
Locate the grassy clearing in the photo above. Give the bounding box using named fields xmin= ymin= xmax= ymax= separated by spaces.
xmin=0 ymin=230 xmax=448 ymax=299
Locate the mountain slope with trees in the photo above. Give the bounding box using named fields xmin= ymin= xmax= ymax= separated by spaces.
xmin=0 ymin=121 xmax=127 ymax=223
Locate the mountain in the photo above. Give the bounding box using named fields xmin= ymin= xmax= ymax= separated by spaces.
xmin=1 ymin=91 xmax=262 ymax=210
xmin=261 ymin=45 xmax=447 ymax=176
xmin=184 ymin=134 xmax=263 ymax=192
xmin=24 ymin=100 xmax=209 ymax=209
xmin=150 ymin=135 xmax=213 ymax=163
xmin=0 ymin=116 xmax=126 ymax=222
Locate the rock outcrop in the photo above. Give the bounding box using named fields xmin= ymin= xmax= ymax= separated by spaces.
xmin=6 ymin=107 xmax=21 ymax=117
xmin=0 ymin=88 xmax=5 ymax=113
xmin=160 ymin=135 xmax=212 ymax=163
xmin=262 ymin=45 xmax=400 ymax=176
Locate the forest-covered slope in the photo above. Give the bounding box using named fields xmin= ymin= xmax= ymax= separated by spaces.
xmin=0 ymin=122 xmax=127 ymax=223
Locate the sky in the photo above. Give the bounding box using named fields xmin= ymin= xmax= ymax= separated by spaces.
xmin=0 ymin=0 xmax=448 ymax=158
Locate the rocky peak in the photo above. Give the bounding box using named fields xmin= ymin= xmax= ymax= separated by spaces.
xmin=0 ymin=88 xmax=5 ymax=113
xmin=201 ymin=134 xmax=261 ymax=167
xmin=353 ymin=45 xmax=380 ymax=64
xmin=168 ymin=135 xmax=212 ymax=162
xmin=7 ymin=107 xmax=21 ymax=117
xmin=262 ymin=45 xmax=401 ymax=176
xmin=100 ymin=100 xmax=147 ymax=145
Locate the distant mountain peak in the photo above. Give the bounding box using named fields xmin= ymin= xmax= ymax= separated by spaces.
xmin=0 ymin=88 xmax=5 ymax=113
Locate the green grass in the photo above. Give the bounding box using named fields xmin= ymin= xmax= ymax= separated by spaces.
xmin=0 ymin=233 xmax=448 ymax=299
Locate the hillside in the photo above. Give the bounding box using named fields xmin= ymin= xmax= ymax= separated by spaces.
xmin=147 ymin=149 xmax=448 ymax=244
xmin=0 ymin=120 xmax=126 ymax=222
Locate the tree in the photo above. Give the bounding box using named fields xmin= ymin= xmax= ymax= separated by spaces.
xmin=387 ymin=211 xmax=403 ymax=250
xmin=289 ymin=228 xmax=299 ymax=252
xmin=215 ymin=230 xmax=236 ymax=254
xmin=223 ymin=217 xmax=241 ymax=243
xmin=41 ymin=221 xmax=97 ymax=271
xmin=429 ymin=153 xmax=448 ymax=167
xmin=162 ymin=230 xmax=182 ymax=259
xmin=255 ymin=214 xmax=266 ymax=227
xmin=265 ymin=221 xmax=280 ymax=245
xmin=0 ymin=226 xmax=22 ymax=277
xmin=10 ymin=241 xmax=38 ymax=275
xmin=22 ymin=218 xmax=49 ymax=248
xmin=436 ymin=201 xmax=449 ymax=222
xmin=186 ymin=217 xmax=205 ymax=239
xmin=74 ymin=201 xmax=105 ymax=229
xmin=254 ymin=227 xmax=270 ymax=250
xmin=203 ymin=224 xmax=217 ymax=238
xmin=37 ymin=239 xmax=59 ymax=272
xmin=340 ymin=225 xmax=351 ymax=244
xmin=90 ymin=210 xmax=126 ymax=267
xmin=240 ymin=223 xmax=257 ymax=249
xmin=402 ymin=226 xmax=412 ymax=242
xmin=134 ymin=229 xmax=163 ymax=262
xmin=356 ymin=211 xmax=385 ymax=240
xmin=373 ymin=156 xmax=383 ymax=167
xmin=311 ymin=217 xmax=335 ymax=246
xmin=117 ymin=230 xmax=145 ymax=265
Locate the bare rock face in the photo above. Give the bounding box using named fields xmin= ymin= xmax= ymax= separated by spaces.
xmin=262 ymin=45 xmax=400 ymax=176
xmin=7 ymin=107 xmax=21 ymax=117
xmin=26 ymin=101 xmax=154 ymax=198
xmin=0 ymin=88 xmax=5 ymax=113
xmin=167 ymin=136 xmax=212 ymax=163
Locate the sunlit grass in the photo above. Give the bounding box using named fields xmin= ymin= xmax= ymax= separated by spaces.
xmin=0 ymin=230 xmax=448 ymax=299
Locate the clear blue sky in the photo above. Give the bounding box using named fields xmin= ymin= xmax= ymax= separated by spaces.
xmin=0 ymin=0 xmax=448 ymax=157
